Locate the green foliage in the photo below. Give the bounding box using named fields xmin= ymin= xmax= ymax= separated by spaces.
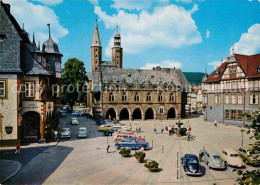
xmin=144 ymin=160 xmax=159 ymax=169
xmin=236 ymin=110 xmax=260 ymax=184
xmin=183 ymin=72 xmax=206 ymax=86
xmin=61 ymin=58 xmax=87 ymax=111
xmin=134 ymin=151 xmax=146 ymax=159
xmin=119 ymin=147 xmax=131 ymax=156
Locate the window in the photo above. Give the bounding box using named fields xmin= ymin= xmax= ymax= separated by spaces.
xmin=215 ymin=95 xmax=220 ymax=104
xmin=246 ymin=111 xmax=253 ymax=122
xmin=257 ymin=65 xmax=260 ymax=73
xmin=231 ymin=110 xmax=236 ymax=120
xmin=225 ymin=95 xmax=230 ymax=104
xmin=158 ymin=93 xmax=163 ymax=102
xmin=109 ymin=92 xmax=114 ymax=102
xmin=37 ymin=56 xmax=41 ymax=63
xmin=225 ymin=110 xmax=230 ymax=119
xmin=147 ymin=93 xmax=151 ymax=102
xmin=238 ymin=95 xmax=243 ymax=104
xmin=55 ymin=62 xmax=61 ymax=72
xmin=231 ymin=95 xmax=236 ymax=104
xmin=170 ymin=93 xmax=174 ymax=102
xmin=122 ymin=92 xmax=127 ymax=101
xmin=159 ymin=107 xmax=164 ymax=114
xmin=42 ymin=58 xmax=46 ymax=67
xmin=250 ymin=94 xmax=259 ymax=105
xmin=25 ymin=82 xmax=35 ymax=97
xmin=0 ymin=80 xmax=7 ymax=98
xmin=134 ymin=93 xmax=140 ymax=102
xmin=237 ymin=110 xmax=243 ymax=121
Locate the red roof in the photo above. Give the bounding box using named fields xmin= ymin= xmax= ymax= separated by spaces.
xmin=206 ymin=54 xmax=260 ymax=82
xmin=117 ymin=131 xmax=134 ymax=135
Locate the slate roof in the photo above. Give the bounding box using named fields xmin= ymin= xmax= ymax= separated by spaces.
xmin=91 ymin=21 xmax=102 ymax=47
xmin=88 ymin=66 xmax=190 ymax=92
xmin=42 ymin=37 xmax=61 ymax=55
xmin=206 ymin=53 xmax=260 ymax=83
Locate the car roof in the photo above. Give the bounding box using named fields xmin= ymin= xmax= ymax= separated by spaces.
xmin=63 ymin=128 xmax=70 ymax=130
xmin=208 ymin=150 xmax=220 ymax=155
xmin=117 ymin=131 xmax=134 ymax=135
xmin=79 ymin=127 xmax=86 ymax=129
xmin=185 ymin=154 xmax=198 ymax=159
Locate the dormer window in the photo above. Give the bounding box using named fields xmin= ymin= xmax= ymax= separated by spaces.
xmin=257 ymin=65 xmax=260 ymax=73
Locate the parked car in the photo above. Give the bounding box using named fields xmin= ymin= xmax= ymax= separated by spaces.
xmin=98 ymin=123 xmax=116 ymax=131
xmin=111 ymin=125 xmax=123 ymax=132
xmin=221 ymin=149 xmax=245 ymax=168
xmin=114 ymin=131 xmax=146 ymax=142
xmin=60 ymin=128 xmax=71 ymax=139
xmin=237 ymin=147 xmax=260 ymax=167
xmin=72 ymin=110 xmax=81 ymax=117
xmin=60 ymin=111 xmax=67 ymax=117
xmin=115 ymin=138 xmax=149 ymax=150
xmin=199 ymin=149 xmax=226 ymax=170
xmin=71 ymin=118 xmax=79 ymax=125
xmin=96 ymin=118 xmax=105 ymax=125
xmin=181 ymin=154 xmax=202 ymax=176
xmin=80 ymin=111 xmax=88 ymax=117
xmin=103 ymin=129 xmax=114 ymax=136
xmin=192 ymin=110 xmax=204 ymax=115
xmin=77 ymin=127 xmax=87 ymax=138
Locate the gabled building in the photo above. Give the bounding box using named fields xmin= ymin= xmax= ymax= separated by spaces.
xmin=202 ymin=47 xmax=260 ymax=125
xmin=87 ymin=21 xmax=190 ymax=121
xmin=0 ymin=1 xmax=62 ymax=145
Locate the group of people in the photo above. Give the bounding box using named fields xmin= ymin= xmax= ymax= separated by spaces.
xmin=130 ymin=123 xmax=141 ymax=133
xmin=153 ymin=124 xmax=176 ymax=135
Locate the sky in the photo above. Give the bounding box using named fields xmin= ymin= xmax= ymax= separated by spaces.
xmin=3 ymin=0 xmax=260 ymax=73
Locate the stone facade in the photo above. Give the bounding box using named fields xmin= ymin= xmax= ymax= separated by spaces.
xmin=87 ymin=22 xmax=189 ymax=121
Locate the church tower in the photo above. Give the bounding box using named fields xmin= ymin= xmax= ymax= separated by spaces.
xmin=91 ymin=20 xmax=102 ymax=72
xmin=112 ymin=26 xmax=123 ymax=68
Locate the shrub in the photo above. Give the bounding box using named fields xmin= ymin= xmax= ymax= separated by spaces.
xmin=119 ymin=147 xmax=131 ymax=156
xmin=134 ymin=151 xmax=146 ymax=159
xmin=144 ymin=160 xmax=159 ymax=169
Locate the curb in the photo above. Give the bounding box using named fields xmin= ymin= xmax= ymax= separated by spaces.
xmin=0 ymin=160 xmax=22 ymax=184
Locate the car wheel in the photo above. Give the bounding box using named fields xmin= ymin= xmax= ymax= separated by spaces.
xmin=117 ymin=146 xmax=121 ymax=150
xmin=225 ymin=161 xmax=228 ymax=166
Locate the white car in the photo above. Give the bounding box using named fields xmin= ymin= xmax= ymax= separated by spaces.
xmin=111 ymin=125 xmax=123 ymax=132
xmin=221 ymin=149 xmax=246 ymax=168
xmin=71 ymin=118 xmax=79 ymax=125
xmin=60 ymin=128 xmax=71 ymax=139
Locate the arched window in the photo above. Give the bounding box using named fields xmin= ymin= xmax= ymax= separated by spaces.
xmin=158 ymin=93 xmax=163 ymax=102
xmin=147 ymin=93 xmax=151 ymax=102
xmin=122 ymin=92 xmax=127 ymax=101
xmin=135 ymin=93 xmax=140 ymax=102
xmin=109 ymin=92 xmax=114 ymax=102
xmin=170 ymin=93 xmax=174 ymax=102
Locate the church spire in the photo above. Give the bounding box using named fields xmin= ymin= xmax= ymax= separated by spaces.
xmin=113 ymin=25 xmax=121 ymax=47
xmin=47 ymin=24 xmax=51 ymax=39
xmin=32 ymin=32 xmax=36 ymax=45
xmin=91 ymin=20 xmax=102 ymax=47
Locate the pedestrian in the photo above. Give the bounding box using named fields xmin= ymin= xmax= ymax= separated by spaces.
xmin=165 ymin=126 xmax=168 ymax=134
xmin=107 ymin=145 xmax=110 ymax=153
xmin=135 ymin=124 xmax=138 ymax=133
xmin=153 ymin=125 xmax=157 ymax=134
xmin=214 ymin=120 xmax=217 ymax=127
xmin=168 ymin=125 xmax=172 ymax=135
xmin=130 ymin=123 xmax=132 ymax=131
xmin=15 ymin=140 xmax=20 ymax=154
xmin=54 ymin=130 xmax=58 ymax=142
xmin=138 ymin=124 xmax=141 ymax=132
xmin=161 ymin=127 xmax=164 ymax=134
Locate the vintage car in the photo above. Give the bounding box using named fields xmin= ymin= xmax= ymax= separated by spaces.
xmin=199 ymin=149 xmax=226 ymax=170
xmin=103 ymin=129 xmax=114 ymax=136
xmin=115 ymin=138 xmax=149 ymax=150
xmin=60 ymin=128 xmax=71 ymax=139
xmin=98 ymin=123 xmax=116 ymax=131
xmin=71 ymin=118 xmax=79 ymax=125
xmin=221 ymin=149 xmax=245 ymax=168
xmin=237 ymin=147 xmax=260 ymax=167
xmin=77 ymin=127 xmax=87 ymax=138
xmin=114 ymin=131 xmax=146 ymax=142
xmin=181 ymin=154 xmax=202 ymax=176
xmin=71 ymin=110 xmax=81 ymax=117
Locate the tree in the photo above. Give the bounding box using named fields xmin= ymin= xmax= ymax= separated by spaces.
xmin=62 ymin=58 xmax=87 ymax=111
xmin=234 ymin=110 xmax=260 ymax=184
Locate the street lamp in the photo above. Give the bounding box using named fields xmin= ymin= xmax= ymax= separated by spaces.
xmin=241 ymin=129 xmax=245 ymax=147
xmin=0 ymin=114 xmax=4 ymax=146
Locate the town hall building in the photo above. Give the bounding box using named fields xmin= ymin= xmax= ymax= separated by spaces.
xmin=87 ymin=21 xmax=190 ymax=121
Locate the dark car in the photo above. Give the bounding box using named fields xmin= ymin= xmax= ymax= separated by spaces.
xmin=115 ymin=138 xmax=149 ymax=150
xmin=72 ymin=110 xmax=81 ymax=117
xmin=103 ymin=129 xmax=114 ymax=136
xmin=181 ymin=154 xmax=202 ymax=176
xmin=193 ymin=110 xmax=204 ymax=115
xmin=96 ymin=118 xmax=105 ymax=125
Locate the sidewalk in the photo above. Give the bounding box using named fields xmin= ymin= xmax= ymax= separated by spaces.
xmin=0 ymin=160 xmax=22 ymax=184
xmin=0 ymin=141 xmax=58 ymax=151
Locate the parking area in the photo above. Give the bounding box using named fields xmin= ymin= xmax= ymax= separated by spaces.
xmin=41 ymin=115 xmax=258 ymax=185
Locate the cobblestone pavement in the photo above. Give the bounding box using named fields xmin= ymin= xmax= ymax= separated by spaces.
xmin=40 ymin=115 xmax=257 ymax=185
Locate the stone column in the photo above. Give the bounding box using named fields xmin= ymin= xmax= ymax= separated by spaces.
xmin=142 ymin=115 xmax=145 ymax=121
xmin=129 ymin=114 xmax=133 ymax=121
xmin=40 ymin=118 xmax=44 ymax=139
xmin=116 ymin=114 xmax=120 ymax=121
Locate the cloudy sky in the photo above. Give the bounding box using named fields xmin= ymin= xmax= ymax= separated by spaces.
xmin=4 ymin=0 xmax=260 ymax=73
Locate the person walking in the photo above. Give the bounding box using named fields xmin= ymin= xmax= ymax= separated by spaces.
xmin=15 ymin=140 xmax=20 ymax=154
xmin=54 ymin=130 xmax=58 ymax=142
xmin=153 ymin=125 xmax=157 ymax=134
xmin=161 ymin=127 xmax=164 ymax=134
xmin=165 ymin=126 xmax=168 ymax=134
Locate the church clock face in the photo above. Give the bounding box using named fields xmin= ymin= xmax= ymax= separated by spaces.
xmin=116 ymin=48 xmax=120 ymax=53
